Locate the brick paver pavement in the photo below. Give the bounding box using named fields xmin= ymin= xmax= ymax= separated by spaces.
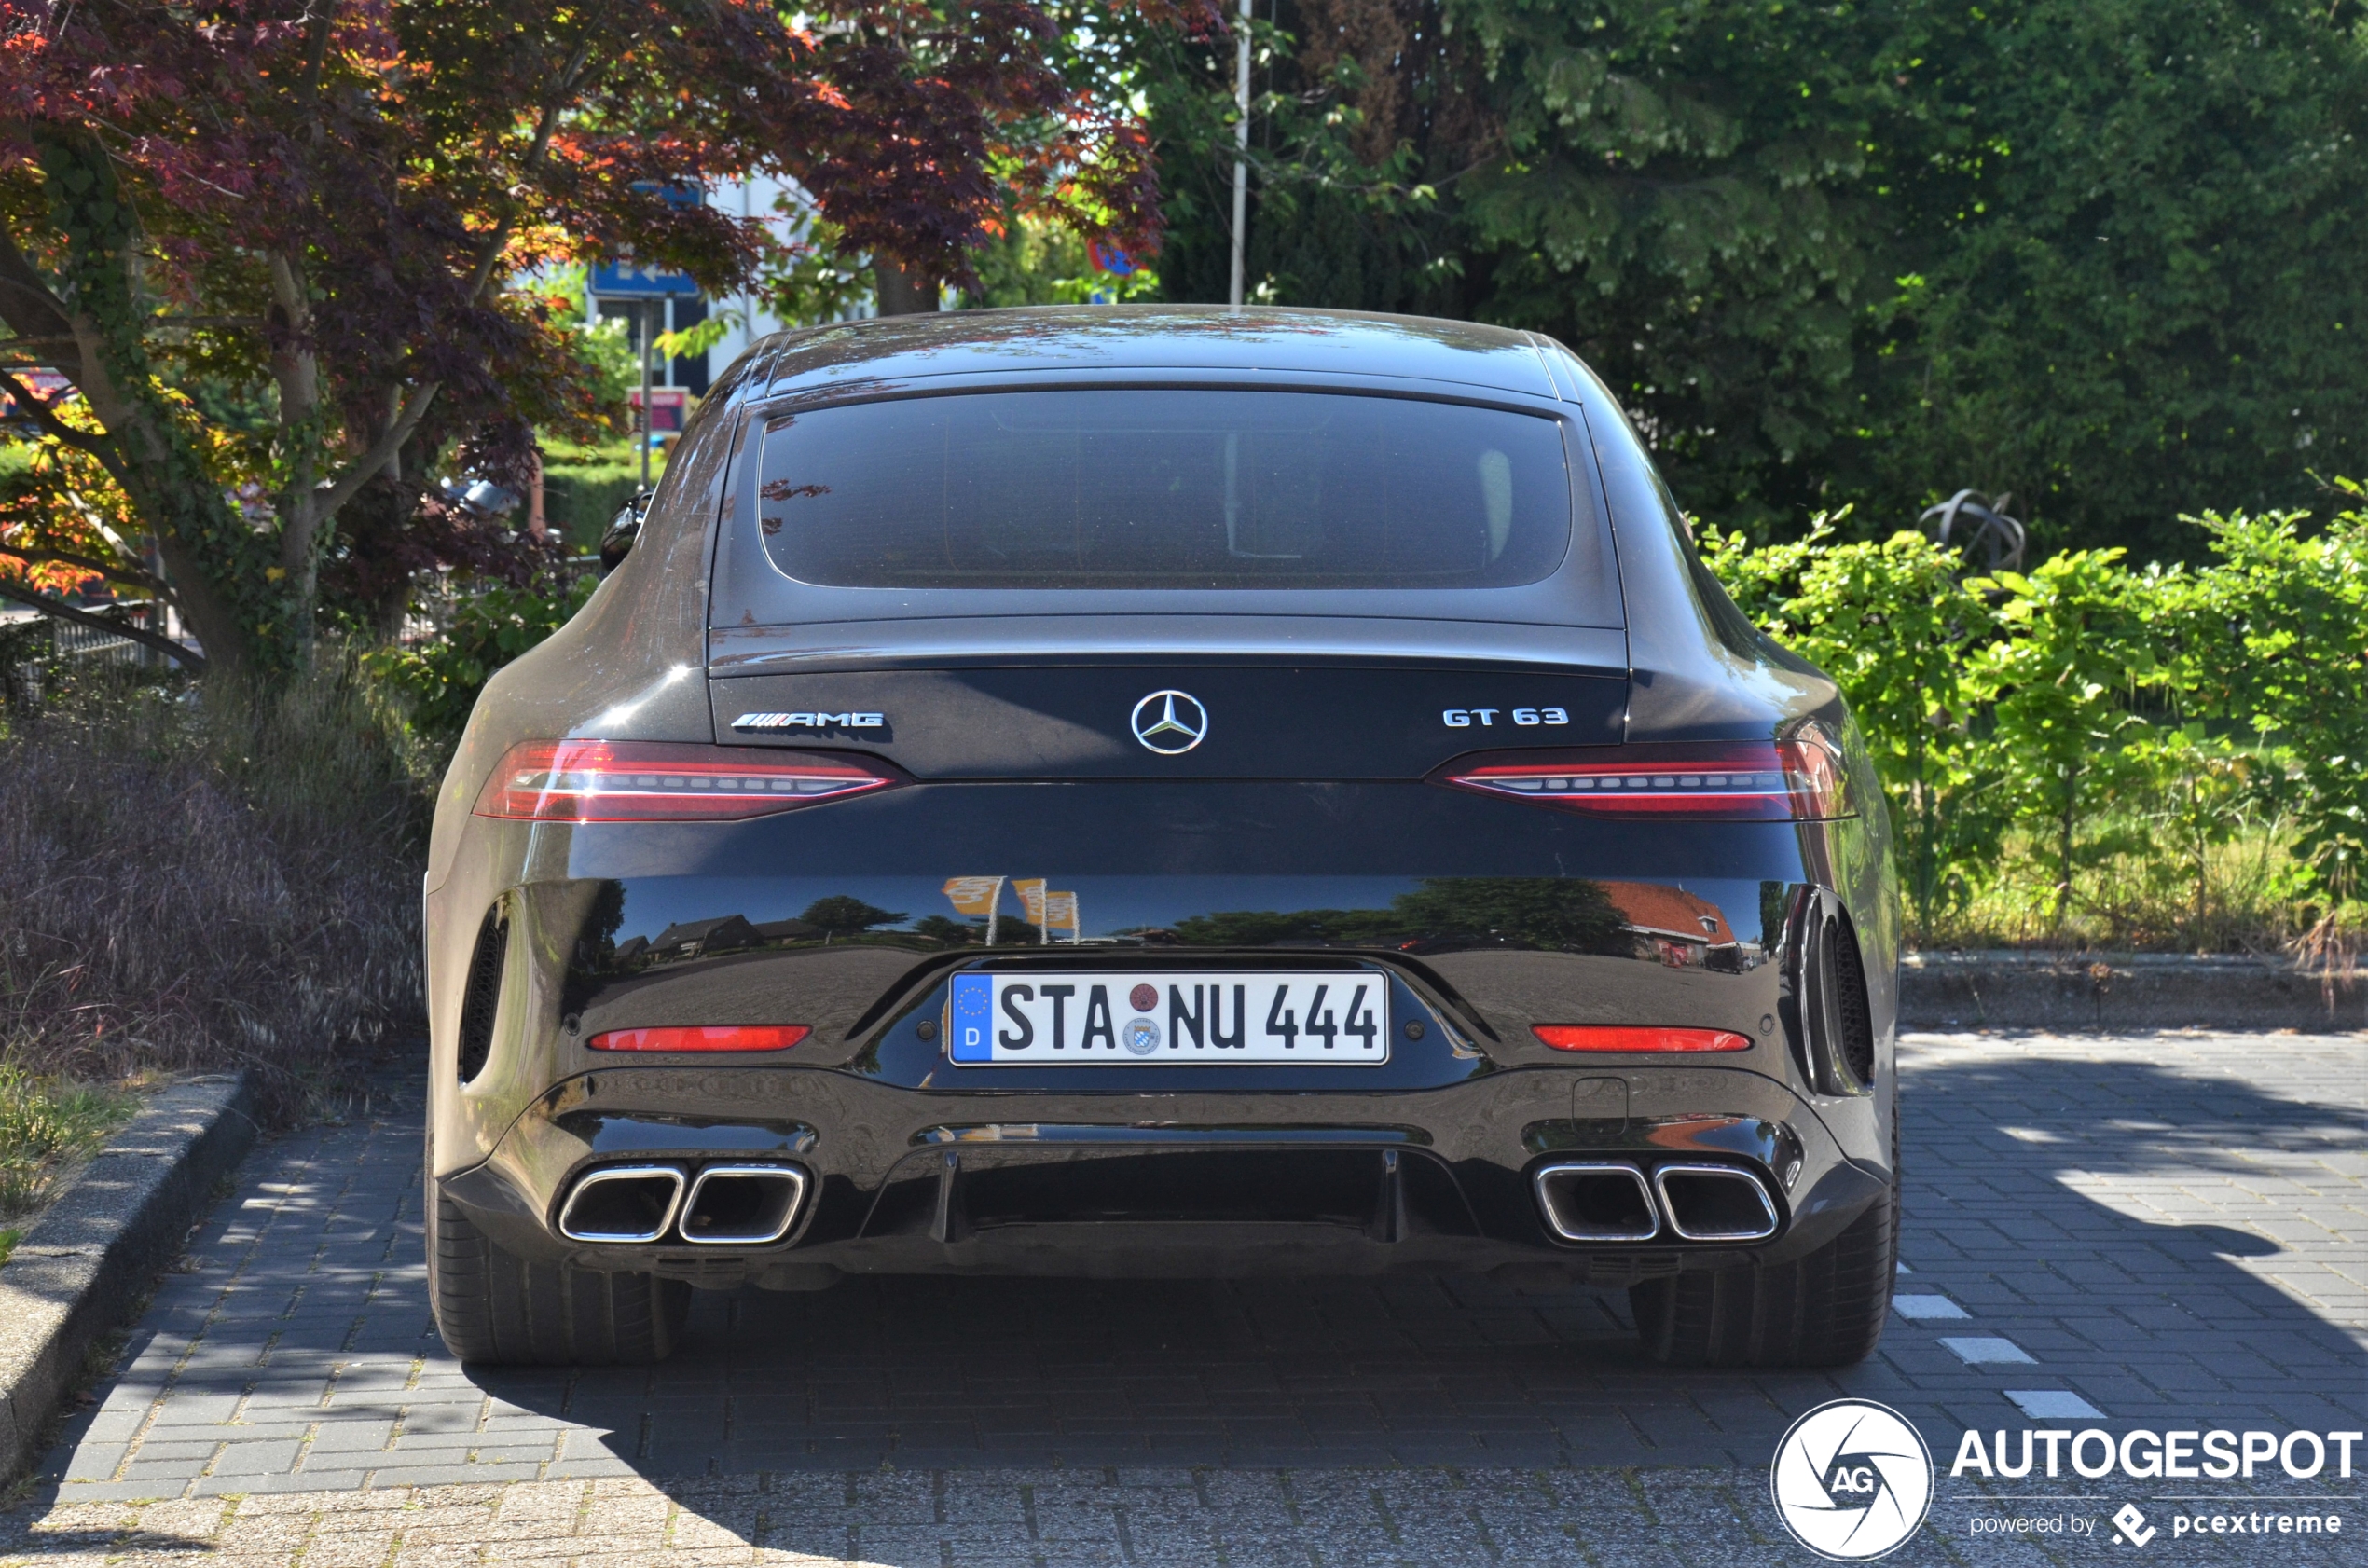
xmin=2 ymin=1031 xmax=2361 ymax=1565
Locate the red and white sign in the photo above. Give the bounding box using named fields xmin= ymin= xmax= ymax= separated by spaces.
xmin=628 ymin=388 xmax=689 ymax=433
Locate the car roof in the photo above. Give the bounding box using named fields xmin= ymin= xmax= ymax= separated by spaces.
xmin=740 ymin=306 xmax=1565 ymax=405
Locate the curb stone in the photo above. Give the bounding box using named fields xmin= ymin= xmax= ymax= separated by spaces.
xmin=1899 ymin=950 xmax=2365 ymax=1033
xmin=0 ymin=1071 xmax=255 ymax=1484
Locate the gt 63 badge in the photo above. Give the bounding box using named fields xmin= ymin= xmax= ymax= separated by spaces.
xmin=1770 ymin=1399 xmax=1934 ymax=1560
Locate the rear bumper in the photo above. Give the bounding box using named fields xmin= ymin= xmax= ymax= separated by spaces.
xmin=440 ymin=1061 xmax=1888 ymax=1288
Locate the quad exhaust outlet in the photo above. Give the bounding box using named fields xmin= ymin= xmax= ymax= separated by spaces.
xmin=557 ymin=1162 xmax=808 ymax=1245
xmin=556 ymin=1165 xmax=685 ymax=1244
xmin=1652 ymin=1163 xmax=1781 ymax=1241
xmin=1533 ymin=1160 xmax=1779 ymax=1245
xmin=1533 ymin=1162 xmax=1661 ymax=1242
xmin=681 ymin=1164 xmax=808 ymax=1245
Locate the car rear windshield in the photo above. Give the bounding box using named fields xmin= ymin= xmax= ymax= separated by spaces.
xmin=755 ymin=389 xmax=1576 ymax=589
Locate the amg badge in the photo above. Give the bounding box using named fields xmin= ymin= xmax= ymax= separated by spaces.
xmin=733 ymin=711 xmax=886 ymax=731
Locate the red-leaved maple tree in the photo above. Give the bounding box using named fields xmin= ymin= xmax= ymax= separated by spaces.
xmin=0 ymin=0 xmax=1200 ymax=679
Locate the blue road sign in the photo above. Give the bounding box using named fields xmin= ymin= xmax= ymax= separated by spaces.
xmin=592 ymin=258 xmax=699 ymax=297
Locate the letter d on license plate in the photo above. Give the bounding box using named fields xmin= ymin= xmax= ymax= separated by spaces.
xmin=947 ymin=972 xmax=1391 ymax=1065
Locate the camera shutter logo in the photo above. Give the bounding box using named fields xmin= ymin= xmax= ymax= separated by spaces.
xmin=1769 ymin=1399 xmax=1934 ymax=1561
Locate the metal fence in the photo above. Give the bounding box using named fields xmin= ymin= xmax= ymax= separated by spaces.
xmin=1 ymin=603 xmax=170 ymax=707
xmin=5 ymin=558 xmax=599 ymax=702
xmin=393 ymin=554 xmax=602 ymax=649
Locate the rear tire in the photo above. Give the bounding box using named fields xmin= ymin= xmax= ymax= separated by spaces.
xmin=429 ymin=1190 xmax=690 ymax=1366
xmin=1630 ymin=1154 xmax=1896 ymax=1369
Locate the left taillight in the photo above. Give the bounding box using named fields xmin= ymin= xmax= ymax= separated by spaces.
xmin=588 ymin=1025 xmax=810 ymax=1052
xmin=472 ymin=740 xmax=904 ymax=822
xmin=1435 ymin=722 xmax=1848 ymax=821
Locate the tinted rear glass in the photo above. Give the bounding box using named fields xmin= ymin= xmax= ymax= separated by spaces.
xmin=756 ymin=390 xmax=1574 ymax=589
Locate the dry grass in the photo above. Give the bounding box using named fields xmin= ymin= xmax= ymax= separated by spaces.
xmin=2291 ymin=906 xmax=2365 ymax=1010
xmin=0 ymin=1066 xmax=140 ymax=1257
xmin=0 ymin=655 xmax=431 ymax=1121
xmin=1917 ymin=819 xmax=2335 ymax=955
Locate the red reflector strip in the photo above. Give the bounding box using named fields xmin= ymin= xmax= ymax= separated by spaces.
xmin=586 ymin=1025 xmax=811 ymax=1052
xmin=474 ymin=740 xmax=901 ymax=822
xmin=1533 ymin=1025 xmax=1751 ymax=1052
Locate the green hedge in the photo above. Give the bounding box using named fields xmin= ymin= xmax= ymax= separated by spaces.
xmin=1703 ymin=492 xmax=2368 ymax=947
xmin=541 ymin=459 xmax=645 ymax=552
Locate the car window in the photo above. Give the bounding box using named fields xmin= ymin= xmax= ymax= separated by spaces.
xmin=1648 ymin=466 xmax=1769 ymax=658
xmin=755 ymin=389 xmax=1576 ymax=590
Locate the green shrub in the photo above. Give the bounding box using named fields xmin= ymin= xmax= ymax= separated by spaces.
xmin=2168 ymin=500 xmax=2368 ymax=905
xmin=1705 ymin=492 xmax=2368 ymax=949
xmin=1702 ymin=517 xmax=2009 ymax=936
xmin=366 ymin=573 xmax=598 ymax=746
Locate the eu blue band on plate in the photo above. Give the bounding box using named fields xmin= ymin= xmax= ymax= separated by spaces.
xmin=949 ymin=973 xmax=994 ymax=1063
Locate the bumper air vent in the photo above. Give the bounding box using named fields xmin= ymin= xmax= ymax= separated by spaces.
xmin=455 ymin=905 xmax=508 ymax=1084
xmin=1793 ymin=890 xmax=1876 ymax=1096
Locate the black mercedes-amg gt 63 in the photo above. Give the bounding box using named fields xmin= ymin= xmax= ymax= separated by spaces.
xmin=424 ymin=307 xmax=1899 ymax=1369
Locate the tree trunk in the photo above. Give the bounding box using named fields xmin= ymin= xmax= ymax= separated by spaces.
xmin=335 ymin=467 xmax=421 ymax=641
xmin=873 ymin=260 xmax=941 ymax=316
xmin=24 ymin=132 xmax=279 ymax=679
xmin=2191 ymin=775 xmax=2209 ymax=926
xmin=1908 ymin=722 xmax=1934 ymax=938
xmin=2051 ymin=767 xmax=2079 ymax=930
xmin=266 ymin=251 xmax=326 ymax=664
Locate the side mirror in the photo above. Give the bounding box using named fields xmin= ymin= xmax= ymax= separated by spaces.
xmin=598 ymin=490 xmax=654 ymax=578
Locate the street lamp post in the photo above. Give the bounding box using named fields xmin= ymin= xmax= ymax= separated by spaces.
xmin=637 ymin=302 xmax=656 ymax=491
xmin=1228 ymin=0 xmax=1250 ymax=309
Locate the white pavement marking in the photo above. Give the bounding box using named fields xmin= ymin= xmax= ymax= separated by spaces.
xmin=1892 ymin=1293 xmax=1971 ymax=1320
xmin=1941 ymin=1335 xmax=2038 ymax=1365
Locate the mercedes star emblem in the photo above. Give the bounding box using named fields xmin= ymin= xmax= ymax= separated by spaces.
xmin=1130 ymin=690 xmax=1208 ymax=755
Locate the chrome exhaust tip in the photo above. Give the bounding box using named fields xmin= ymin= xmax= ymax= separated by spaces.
xmin=680 ymin=1164 xmax=809 ymax=1246
xmin=556 ymin=1165 xmax=685 ymax=1244
xmin=1652 ymin=1163 xmax=1780 ymax=1242
xmin=1533 ymin=1161 xmax=1660 ymax=1242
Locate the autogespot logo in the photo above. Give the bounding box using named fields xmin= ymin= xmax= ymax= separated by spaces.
xmin=1771 ymin=1399 xmax=1936 ymax=1561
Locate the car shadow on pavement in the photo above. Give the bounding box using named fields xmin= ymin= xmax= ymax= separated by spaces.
xmin=12 ymin=1033 xmax=2360 ymax=1568
xmin=461 ymin=1040 xmax=2367 ymax=1486
xmin=1875 ymin=1040 xmax=2367 ymax=1436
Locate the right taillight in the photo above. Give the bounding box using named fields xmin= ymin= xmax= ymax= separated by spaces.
xmin=1437 ymin=725 xmax=1847 ymax=821
xmin=473 ymin=740 xmax=904 ymax=822
xmin=1534 ymin=1025 xmax=1751 ymax=1052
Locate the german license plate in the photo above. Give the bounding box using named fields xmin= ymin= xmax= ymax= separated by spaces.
xmin=947 ymin=971 xmax=1390 ymax=1066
